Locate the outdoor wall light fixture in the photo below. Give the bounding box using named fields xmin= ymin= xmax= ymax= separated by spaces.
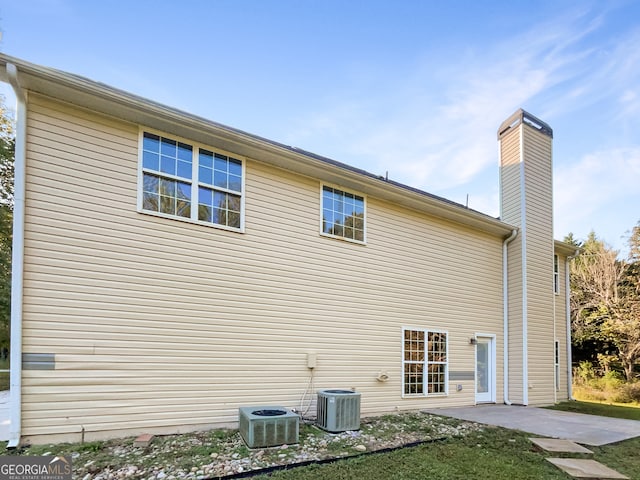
xmin=469 ymin=337 xmax=477 ymax=345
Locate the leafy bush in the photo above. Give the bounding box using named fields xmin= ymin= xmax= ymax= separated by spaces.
xmin=613 ymin=382 xmax=640 ymax=403
xmin=573 ymin=371 xmax=640 ymax=405
xmin=594 ymin=371 xmax=625 ymax=391
xmin=574 ymin=361 xmax=596 ymax=385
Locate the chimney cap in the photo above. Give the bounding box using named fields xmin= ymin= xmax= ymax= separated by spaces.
xmin=498 ymin=109 xmax=553 ymax=139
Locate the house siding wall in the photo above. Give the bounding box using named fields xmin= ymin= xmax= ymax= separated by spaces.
xmin=499 ymin=126 xmax=524 ymax=404
xmin=554 ymin=252 xmax=569 ymax=400
xmin=522 ymin=127 xmax=555 ymax=406
xmin=499 ymin=119 xmax=557 ymax=406
xmin=21 ymin=94 xmax=506 ymax=443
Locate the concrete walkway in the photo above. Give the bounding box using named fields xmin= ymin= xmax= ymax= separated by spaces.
xmin=423 ymin=404 xmax=640 ymax=446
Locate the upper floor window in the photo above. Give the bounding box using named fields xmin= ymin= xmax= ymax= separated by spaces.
xmin=140 ymin=132 xmax=244 ymax=230
xmin=553 ymin=254 xmax=559 ymax=294
xmin=321 ymin=185 xmax=365 ymax=243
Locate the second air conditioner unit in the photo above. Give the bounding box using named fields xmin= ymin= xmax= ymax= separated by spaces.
xmin=316 ymin=389 xmax=361 ymax=432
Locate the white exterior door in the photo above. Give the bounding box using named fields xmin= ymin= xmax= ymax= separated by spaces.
xmin=475 ymin=335 xmax=496 ymax=403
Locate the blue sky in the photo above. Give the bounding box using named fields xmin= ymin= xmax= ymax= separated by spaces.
xmin=1 ymin=0 xmax=639 ymax=253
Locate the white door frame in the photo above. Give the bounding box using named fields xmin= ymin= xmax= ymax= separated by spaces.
xmin=475 ymin=333 xmax=496 ymax=403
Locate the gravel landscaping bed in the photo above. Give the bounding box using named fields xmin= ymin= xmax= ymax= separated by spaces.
xmin=15 ymin=412 xmax=484 ymax=480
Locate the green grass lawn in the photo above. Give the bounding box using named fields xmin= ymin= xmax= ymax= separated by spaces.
xmin=253 ymin=428 xmax=569 ymax=480
xmin=548 ymin=399 xmax=640 ymax=421
xmin=253 ymin=427 xmax=640 ymax=480
xmin=254 ymin=403 xmax=640 ymax=480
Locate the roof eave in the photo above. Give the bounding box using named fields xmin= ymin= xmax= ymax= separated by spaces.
xmin=0 ymin=53 xmax=515 ymax=237
xmin=554 ymin=240 xmax=580 ymax=256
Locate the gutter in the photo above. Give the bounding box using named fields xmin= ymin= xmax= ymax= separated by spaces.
xmin=565 ymin=250 xmax=580 ymax=400
xmin=6 ymin=62 xmax=26 ymax=448
xmin=0 ymin=53 xmax=512 ymax=237
xmin=502 ymin=229 xmax=518 ymax=405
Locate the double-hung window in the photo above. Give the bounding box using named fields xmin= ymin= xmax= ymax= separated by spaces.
xmin=321 ymin=185 xmax=365 ymax=242
xmin=403 ymin=328 xmax=448 ymax=396
xmin=140 ymin=132 xmax=244 ymax=230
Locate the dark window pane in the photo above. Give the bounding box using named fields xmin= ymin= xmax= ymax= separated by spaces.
xmin=143 ymin=192 xmax=159 ymax=211
xmin=143 ymin=174 xmax=159 ymax=193
xmin=199 ymin=166 xmax=213 ymax=185
xmin=199 ymin=187 xmax=213 ymax=206
xmin=333 ymin=224 xmax=344 ymax=236
xmin=198 ymin=204 xmax=212 ymax=222
xmin=228 ymin=211 xmax=240 ymax=228
xmin=213 ymin=207 xmax=226 ymax=225
xmin=160 ymin=155 xmax=176 ymax=175
xmin=323 ymin=209 xmax=334 ymax=230
xmin=177 ymin=160 xmax=192 ymax=179
xmin=143 ymin=133 xmax=160 ymax=152
xmin=160 ymin=178 xmax=176 ymax=196
xmin=214 ymin=170 xmax=228 ymax=189
xmin=160 ymin=138 xmax=177 ymax=156
xmin=143 ymin=151 xmax=159 ymax=171
xmin=177 ymin=142 xmax=192 ymax=161
xmin=344 ymin=227 xmax=354 ymax=239
xmin=199 ymin=150 xmax=213 ymax=168
xmin=177 ymin=182 xmax=191 ymax=200
xmin=214 ymin=191 xmax=227 ymax=209
xmin=354 ymin=217 xmax=364 ymax=230
xmin=229 ymin=158 xmax=242 ymax=175
xmin=176 ymin=200 xmax=190 ymax=218
xmin=354 ymin=229 xmax=364 ymax=242
xmin=214 ymin=153 xmax=228 ymax=171
xmin=228 ymin=174 xmax=242 ymax=192
xmin=160 ymin=196 xmax=174 ymax=215
xmin=228 ymin=195 xmax=241 ymax=212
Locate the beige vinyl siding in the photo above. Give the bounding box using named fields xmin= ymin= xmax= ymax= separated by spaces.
xmin=499 ymin=125 xmax=524 ymax=403
xmin=499 ymin=120 xmax=557 ymax=406
xmin=554 ymin=252 xmax=569 ymax=400
xmin=521 ymin=127 xmax=555 ymax=405
xmin=22 ymin=94 xmax=505 ymax=444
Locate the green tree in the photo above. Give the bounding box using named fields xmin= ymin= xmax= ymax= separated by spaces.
xmin=0 ymin=96 xmax=14 ymax=354
xmin=570 ymin=228 xmax=640 ymax=381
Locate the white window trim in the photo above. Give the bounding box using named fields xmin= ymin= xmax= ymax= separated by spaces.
xmin=136 ymin=128 xmax=246 ymax=233
xmin=553 ymin=254 xmax=560 ymax=295
xmin=401 ymin=327 xmax=449 ymax=398
xmin=319 ymin=183 xmax=367 ymax=245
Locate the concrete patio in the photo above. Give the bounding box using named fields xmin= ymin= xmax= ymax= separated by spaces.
xmin=423 ymin=404 xmax=640 ymax=446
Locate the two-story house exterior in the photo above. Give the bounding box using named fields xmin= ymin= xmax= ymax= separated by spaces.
xmin=0 ymin=54 xmax=577 ymax=446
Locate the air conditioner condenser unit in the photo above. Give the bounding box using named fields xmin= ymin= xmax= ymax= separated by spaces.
xmin=316 ymin=389 xmax=361 ymax=432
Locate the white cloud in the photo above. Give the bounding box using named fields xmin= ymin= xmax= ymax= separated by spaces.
xmin=283 ymin=4 xmax=631 ymax=194
xmin=554 ymin=147 xmax=640 ymax=244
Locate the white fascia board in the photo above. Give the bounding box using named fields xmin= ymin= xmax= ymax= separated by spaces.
xmin=0 ymin=53 xmax=514 ymax=238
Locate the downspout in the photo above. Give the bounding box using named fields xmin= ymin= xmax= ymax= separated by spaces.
xmin=503 ymin=229 xmax=518 ymax=405
xmin=565 ymin=250 xmax=579 ymax=400
xmin=6 ymin=62 xmax=26 ymax=448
